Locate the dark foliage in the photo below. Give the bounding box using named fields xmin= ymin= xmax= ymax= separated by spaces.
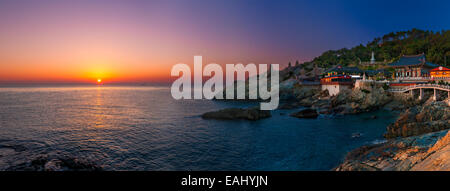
xmin=303 ymin=29 xmax=450 ymax=69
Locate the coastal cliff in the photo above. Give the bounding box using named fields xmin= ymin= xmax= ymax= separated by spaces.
xmin=282 ymin=83 xmax=392 ymax=115
xmin=335 ymin=130 xmax=450 ymax=171
xmin=385 ymin=100 xmax=450 ymax=139
xmin=336 ymin=99 xmax=450 ymax=171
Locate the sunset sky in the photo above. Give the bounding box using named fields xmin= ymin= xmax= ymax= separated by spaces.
xmin=0 ymin=0 xmax=449 ymax=83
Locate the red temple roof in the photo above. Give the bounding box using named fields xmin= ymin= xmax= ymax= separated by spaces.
xmin=431 ymin=66 xmax=450 ymax=71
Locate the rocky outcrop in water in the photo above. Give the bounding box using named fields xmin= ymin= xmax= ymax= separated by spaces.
xmin=290 ymin=108 xmax=319 ymax=119
xmin=335 ymin=97 xmax=450 ymax=171
xmin=201 ymin=107 xmax=271 ymax=120
xmin=331 ymin=87 xmax=392 ymax=114
xmin=293 ymin=84 xmax=321 ymax=101
xmin=6 ymin=154 xmax=102 ymax=171
xmin=290 ymin=86 xmax=392 ymax=115
xmin=335 ymin=130 xmax=450 ymax=171
xmin=0 ymin=139 xmax=102 ymax=171
xmin=383 ymin=91 xmax=425 ymax=111
xmin=384 ymin=100 xmax=450 ymax=139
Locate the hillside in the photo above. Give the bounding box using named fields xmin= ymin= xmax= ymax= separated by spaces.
xmin=296 ymin=29 xmax=450 ymax=69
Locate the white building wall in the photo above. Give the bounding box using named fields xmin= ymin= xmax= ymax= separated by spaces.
xmin=322 ymin=84 xmax=350 ymax=96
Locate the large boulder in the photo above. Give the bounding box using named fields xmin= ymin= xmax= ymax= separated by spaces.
xmin=201 ymin=107 xmax=271 ymax=120
xmin=278 ymin=101 xmax=302 ymax=110
xmin=385 ymin=101 xmax=450 ymax=139
xmin=349 ymin=87 xmax=392 ymax=112
xmin=330 ymin=89 xmax=352 ymax=107
xmin=325 ymin=87 xmax=392 ymax=115
xmin=279 ymin=79 xmax=298 ymax=100
xmin=293 ymin=84 xmax=320 ymax=100
xmin=277 ymin=84 xmax=322 ymax=109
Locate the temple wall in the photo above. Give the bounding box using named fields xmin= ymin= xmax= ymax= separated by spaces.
xmin=321 ymin=84 xmax=351 ymax=96
xmin=355 ymin=80 xmax=387 ymax=90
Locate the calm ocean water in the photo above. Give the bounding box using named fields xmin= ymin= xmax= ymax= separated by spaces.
xmin=0 ymin=85 xmax=398 ymax=170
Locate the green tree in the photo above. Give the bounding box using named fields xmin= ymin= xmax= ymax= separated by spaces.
xmin=306 ymin=29 xmax=449 ymax=69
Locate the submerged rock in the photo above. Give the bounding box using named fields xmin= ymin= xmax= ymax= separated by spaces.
xmin=201 ymin=107 xmax=271 ymax=120
xmin=279 ymin=101 xmax=302 ymax=110
xmin=6 ymin=154 xmax=102 ymax=171
xmin=290 ymin=108 xmax=319 ymax=119
xmin=351 ymin=133 xmax=362 ymax=138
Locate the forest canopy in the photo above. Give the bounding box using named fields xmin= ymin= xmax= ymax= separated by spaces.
xmin=305 ymin=29 xmax=450 ymax=69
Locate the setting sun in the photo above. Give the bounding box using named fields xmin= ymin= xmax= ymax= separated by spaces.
xmin=97 ymin=78 xmax=102 ymax=83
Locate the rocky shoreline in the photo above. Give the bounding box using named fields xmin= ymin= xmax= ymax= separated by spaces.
xmin=0 ymin=139 xmax=102 ymax=171
xmin=335 ymin=129 xmax=450 ymax=171
xmin=335 ymin=98 xmax=450 ymax=171
xmin=209 ymin=67 xmax=450 ymax=170
xmin=5 ymin=154 xmax=102 ymax=171
xmin=291 ymin=84 xmax=450 ymax=170
xmin=385 ymin=100 xmax=450 ymax=139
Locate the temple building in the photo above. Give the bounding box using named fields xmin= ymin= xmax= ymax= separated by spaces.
xmin=388 ymin=53 xmax=438 ymax=79
xmin=324 ymin=65 xmax=363 ymax=78
xmin=364 ymin=69 xmax=392 ymax=80
xmin=430 ymin=66 xmax=450 ymax=79
xmin=320 ymin=75 xmax=353 ymax=96
xmin=321 ymin=65 xmax=358 ymax=96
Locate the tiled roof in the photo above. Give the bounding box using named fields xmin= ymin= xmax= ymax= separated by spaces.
xmin=431 ymin=66 xmax=450 ymax=71
xmin=425 ymin=62 xmax=439 ymax=68
xmin=388 ymin=54 xmax=437 ymax=68
xmin=325 ymin=65 xmax=362 ymax=73
xmin=365 ymin=69 xmax=391 ymax=76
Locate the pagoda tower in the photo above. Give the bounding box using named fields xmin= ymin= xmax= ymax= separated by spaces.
xmin=370 ymin=52 xmax=376 ymax=64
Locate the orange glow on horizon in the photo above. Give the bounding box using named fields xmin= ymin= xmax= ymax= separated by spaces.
xmin=0 ymin=56 xmax=174 ymax=83
xmin=0 ymin=1 xmax=279 ymax=84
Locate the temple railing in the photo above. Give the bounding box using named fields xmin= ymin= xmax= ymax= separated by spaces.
xmin=395 ymin=77 xmax=450 ymax=81
xmin=394 ymin=77 xmax=431 ymax=81
xmin=388 ymin=84 xmax=450 ymax=93
xmin=356 ymin=79 xmax=389 ymax=83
